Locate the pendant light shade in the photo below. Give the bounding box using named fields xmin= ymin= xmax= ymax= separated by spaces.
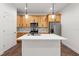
xmin=25 ymin=3 xmax=28 ymax=19
xmin=25 ymin=14 xmax=28 ymax=19
xmin=52 ymin=14 xmax=55 ymax=19
xmin=52 ymin=3 xmax=56 ymax=19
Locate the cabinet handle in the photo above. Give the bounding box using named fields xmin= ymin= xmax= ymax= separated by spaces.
xmin=19 ymin=24 xmax=20 ymax=26
xmin=42 ymin=24 xmax=43 ymax=27
xmin=22 ymin=24 xmax=23 ymax=26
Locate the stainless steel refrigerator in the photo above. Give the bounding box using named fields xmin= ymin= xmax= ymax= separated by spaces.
xmin=49 ymin=22 xmax=61 ymax=35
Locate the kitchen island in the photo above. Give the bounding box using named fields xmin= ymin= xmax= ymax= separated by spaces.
xmin=18 ymin=34 xmax=67 ymax=56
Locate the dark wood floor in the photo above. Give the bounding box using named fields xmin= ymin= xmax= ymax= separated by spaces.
xmin=2 ymin=41 xmax=22 ymax=56
xmin=61 ymin=43 xmax=79 ymax=56
xmin=1 ymin=41 xmax=79 ymax=56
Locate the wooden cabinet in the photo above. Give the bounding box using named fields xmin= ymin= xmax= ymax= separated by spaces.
xmin=31 ymin=16 xmax=48 ymax=27
xmin=20 ymin=16 xmax=23 ymax=27
xmin=23 ymin=16 xmax=39 ymax=27
xmin=17 ymin=16 xmax=21 ymax=27
xmin=17 ymin=15 xmax=27 ymax=27
xmin=48 ymin=13 xmax=61 ymax=23
xmin=17 ymin=14 xmax=61 ymax=28
xmin=22 ymin=16 xmax=27 ymax=27
xmin=17 ymin=32 xmax=27 ymax=38
xmin=55 ymin=14 xmax=61 ymax=22
xmin=48 ymin=15 xmax=53 ymax=22
xmin=17 ymin=15 xmax=23 ymax=27
xmin=17 ymin=15 xmax=48 ymax=28
xmin=30 ymin=16 xmax=39 ymax=23
xmin=39 ymin=16 xmax=48 ymax=27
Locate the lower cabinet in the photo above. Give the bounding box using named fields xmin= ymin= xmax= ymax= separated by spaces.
xmin=17 ymin=32 xmax=27 ymax=43
xmin=17 ymin=32 xmax=27 ymax=38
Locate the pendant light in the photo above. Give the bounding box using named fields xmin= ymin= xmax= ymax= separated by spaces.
xmin=25 ymin=3 xmax=28 ymax=19
xmin=52 ymin=3 xmax=56 ymax=19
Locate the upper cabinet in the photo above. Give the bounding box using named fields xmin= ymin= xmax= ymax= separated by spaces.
xmin=17 ymin=16 xmax=20 ymax=27
xmin=22 ymin=16 xmax=27 ymax=27
xmin=48 ymin=13 xmax=61 ymax=23
xmin=17 ymin=13 xmax=61 ymax=28
xmin=17 ymin=15 xmax=23 ymax=27
xmin=17 ymin=15 xmax=48 ymax=28
xmin=39 ymin=16 xmax=48 ymax=27
xmin=55 ymin=13 xmax=61 ymax=22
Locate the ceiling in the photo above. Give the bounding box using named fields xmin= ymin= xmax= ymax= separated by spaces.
xmin=13 ymin=3 xmax=69 ymax=15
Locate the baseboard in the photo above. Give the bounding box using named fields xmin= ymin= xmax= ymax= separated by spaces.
xmin=62 ymin=42 xmax=79 ymax=54
xmin=0 ymin=51 xmax=4 ymax=56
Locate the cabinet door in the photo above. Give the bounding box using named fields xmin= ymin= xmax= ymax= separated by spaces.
xmin=30 ymin=16 xmax=34 ymax=23
xmin=26 ymin=16 xmax=31 ymax=27
xmin=23 ymin=16 xmax=30 ymax=27
xmin=30 ymin=16 xmax=38 ymax=23
xmin=48 ymin=15 xmax=55 ymax=22
xmin=29 ymin=16 xmax=44 ymax=27
xmin=38 ymin=16 xmax=41 ymax=27
xmin=40 ymin=16 xmax=48 ymax=27
xmin=20 ymin=16 xmax=23 ymax=27
xmin=48 ymin=14 xmax=61 ymax=23
xmin=23 ymin=16 xmax=27 ymax=27
xmin=41 ymin=16 xmax=45 ymax=27
xmin=39 ymin=16 xmax=43 ymax=27
xmin=17 ymin=16 xmax=20 ymax=27
xmin=43 ymin=16 xmax=48 ymax=27
xmin=48 ymin=15 xmax=52 ymax=22
xmin=34 ymin=16 xmax=39 ymax=23
xmin=28 ymin=16 xmax=39 ymax=27
xmin=55 ymin=14 xmax=61 ymax=23
xmin=17 ymin=15 xmax=23 ymax=27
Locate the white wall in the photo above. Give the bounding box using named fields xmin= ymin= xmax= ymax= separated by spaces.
xmin=61 ymin=4 xmax=79 ymax=54
xmin=0 ymin=4 xmax=17 ymax=55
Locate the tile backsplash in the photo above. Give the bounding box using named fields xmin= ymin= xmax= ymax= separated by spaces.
xmin=17 ymin=27 xmax=48 ymax=33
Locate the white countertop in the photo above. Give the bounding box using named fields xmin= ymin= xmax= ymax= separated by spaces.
xmin=18 ymin=34 xmax=67 ymax=40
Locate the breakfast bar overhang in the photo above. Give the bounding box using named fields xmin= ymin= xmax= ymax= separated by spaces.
xmin=18 ymin=34 xmax=67 ymax=56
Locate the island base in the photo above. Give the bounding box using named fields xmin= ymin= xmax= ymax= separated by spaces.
xmin=22 ymin=40 xmax=61 ymax=56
